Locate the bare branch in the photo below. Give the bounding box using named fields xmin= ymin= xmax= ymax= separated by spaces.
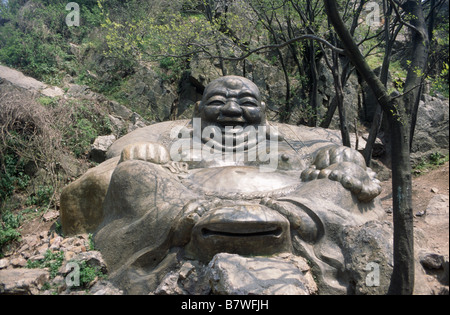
xmin=145 ymin=34 xmax=345 ymax=62
xmin=388 ymin=0 xmax=424 ymax=35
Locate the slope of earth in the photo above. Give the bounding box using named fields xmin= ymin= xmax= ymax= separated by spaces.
xmin=380 ymin=161 xmax=449 ymax=294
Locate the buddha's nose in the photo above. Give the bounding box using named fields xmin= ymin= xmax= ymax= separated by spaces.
xmin=221 ymin=100 xmax=243 ymax=117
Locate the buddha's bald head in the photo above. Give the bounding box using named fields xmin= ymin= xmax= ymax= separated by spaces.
xmin=195 ymin=76 xmax=266 ymax=130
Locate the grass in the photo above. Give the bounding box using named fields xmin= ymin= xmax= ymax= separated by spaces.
xmin=413 ymin=152 xmax=449 ymax=175
xmin=0 ymin=210 xmax=23 ymax=256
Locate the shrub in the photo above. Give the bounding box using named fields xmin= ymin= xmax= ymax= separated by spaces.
xmin=0 ymin=210 xmax=23 ymax=254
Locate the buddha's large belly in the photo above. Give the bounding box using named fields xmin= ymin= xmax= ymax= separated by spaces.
xmin=185 ymin=166 xmax=300 ymax=198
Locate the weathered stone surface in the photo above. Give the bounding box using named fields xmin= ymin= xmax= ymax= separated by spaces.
xmin=0 ymin=64 xmax=47 ymax=91
xmin=41 ymin=86 xmax=64 ymax=97
xmin=0 ymin=269 xmax=49 ymax=295
xmin=0 ymin=64 xmax=63 ymax=98
xmin=416 ymin=95 xmax=449 ymax=150
xmin=43 ymin=210 xmax=59 ymax=222
xmin=207 ymin=253 xmax=318 ymax=295
xmin=420 ymin=252 xmax=445 ymax=270
xmin=60 ymin=156 xmax=119 ymax=235
xmin=425 ymin=194 xmax=449 ymax=225
xmin=0 ymin=259 xmax=9 ymax=270
xmin=411 ymin=95 xmax=449 ymax=165
xmin=89 ymin=135 xmax=116 ymax=163
xmin=340 ymin=221 xmax=394 ymax=295
xmin=62 ymin=76 xmax=389 ymax=295
xmin=90 ymin=280 xmax=123 ymax=295
xmin=154 ymin=260 xmax=211 ymax=295
xmin=73 ymin=251 xmax=108 ymax=274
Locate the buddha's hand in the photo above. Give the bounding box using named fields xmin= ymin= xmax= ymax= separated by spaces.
xmin=119 ymin=142 xmax=171 ymax=165
xmin=301 ymin=145 xmax=381 ymax=202
xmin=172 ymin=199 xmax=221 ymax=246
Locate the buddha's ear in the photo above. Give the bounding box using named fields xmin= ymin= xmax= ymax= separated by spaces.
xmin=261 ymin=101 xmax=266 ymax=111
xmin=260 ymin=101 xmax=267 ymax=124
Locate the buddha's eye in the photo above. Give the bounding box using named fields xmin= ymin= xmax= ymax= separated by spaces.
xmin=207 ymin=99 xmax=225 ymax=106
xmin=239 ymin=98 xmax=258 ymax=107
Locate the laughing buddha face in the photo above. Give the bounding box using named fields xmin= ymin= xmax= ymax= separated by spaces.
xmin=196 ymin=76 xmax=267 ymax=131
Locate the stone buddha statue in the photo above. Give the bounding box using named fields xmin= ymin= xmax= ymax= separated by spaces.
xmin=61 ymin=76 xmax=390 ymax=295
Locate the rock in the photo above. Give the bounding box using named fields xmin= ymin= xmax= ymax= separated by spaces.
xmin=72 ymin=251 xmax=108 ymax=274
xmin=206 ymin=253 xmax=318 ymax=295
xmin=154 ymin=260 xmax=211 ymax=295
xmin=0 ymin=269 xmax=50 ymax=295
xmin=0 ymin=64 xmax=63 ymax=98
xmin=416 ymin=210 xmax=426 ymax=217
xmin=36 ymin=243 xmax=49 ymax=255
xmin=108 ymin=114 xmax=126 ymax=136
xmin=41 ymin=86 xmax=64 ymax=97
xmin=411 ymin=95 xmax=449 ymax=164
xmin=419 ymin=252 xmax=445 ymax=270
xmin=107 ymin=101 xmax=133 ymax=120
xmin=10 ymin=256 xmax=27 ymax=268
xmin=154 ymin=271 xmax=186 ymax=295
xmin=0 ymin=64 xmax=47 ymax=91
xmin=43 ymin=210 xmax=59 ymax=222
xmin=0 ymin=258 xmax=9 ymax=269
xmin=60 ymin=156 xmax=119 ymax=236
xmin=90 ymin=280 xmax=123 ymax=295
xmin=122 ymin=65 xmax=177 ymax=121
xmin=340 ymin=221 xmax=394 ymax=295
xmin=128 ymin=112 xmax=149 ymax=132
xmin=66 ymin=84 xmax=100 ymax=101
xmin=425 ymin=194 xmax=449 ymax=225
xmin=88 ymin=135 xmax=116 ymax=163
xmin=49 ymin=235 xmax=63 ymax=250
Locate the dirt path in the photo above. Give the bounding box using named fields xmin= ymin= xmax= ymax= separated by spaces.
xmin=380 ymin=161 xmax=449 ymax=294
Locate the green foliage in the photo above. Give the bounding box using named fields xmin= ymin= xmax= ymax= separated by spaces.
xmin=88 ymin=233 xmax=95 ymax=251
xmin=413 ymin=152 xmax=449 ymax=174
xmin=0 ymin=210 xmax=23 ymax=253
xmin=0 ymin=142 xmax=30 ymax=203
xmin=0 ymin=0 xmax=102 ymax=84
xmin=26 ymin=249 xmax=64 ymax=278
xmin=430 ymin=62 xmax=449 ymax=98
xmin=26 ymin=185 xmax=54 ymax=208
xmin=78 ymin=260 xmax=107 ymax=287
xmin=61 ymin=101 xmax=112 ymax=158
xmin=38 ymin=96 xmax=59 ymax=108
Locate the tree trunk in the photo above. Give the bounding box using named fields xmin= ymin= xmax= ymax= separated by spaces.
xmin=323 ymin=0 xmax=417 ymax=294
xmin=400 ymin=0 xmax=429 ymax=151
xmin=387 ymin=99 xmax=415 ymax=294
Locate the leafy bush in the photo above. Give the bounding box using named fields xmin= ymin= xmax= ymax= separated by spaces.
xmin=78 ymin=260 xmax=107 ymax=287
xmin=0 ymin=210 xmax=23 ymax=253
xmin=0 ymin=0 xmax=102 ymax=83
xmin=26 ymin=250 xmax=65 ymax=278
xmin=26 ymin=185 xmax=54 ymax=208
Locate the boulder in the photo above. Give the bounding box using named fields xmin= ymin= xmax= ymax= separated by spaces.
xmin=340 ymin=221 xmax=394 ymax=295
xmin=0 ymin=269 xmax=50 ymax=295
xmin=425 ymin=194 xmax=449 ymax=225
xmin=60 ymin=156 xmax=119 ymax=236
xmin=207 ymin=253 xmax=318 ymax=295
xmin=89 ymin=135 xmax=116 ymax=163
xmin=411 ymin=95 xmax=449 ymax=164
